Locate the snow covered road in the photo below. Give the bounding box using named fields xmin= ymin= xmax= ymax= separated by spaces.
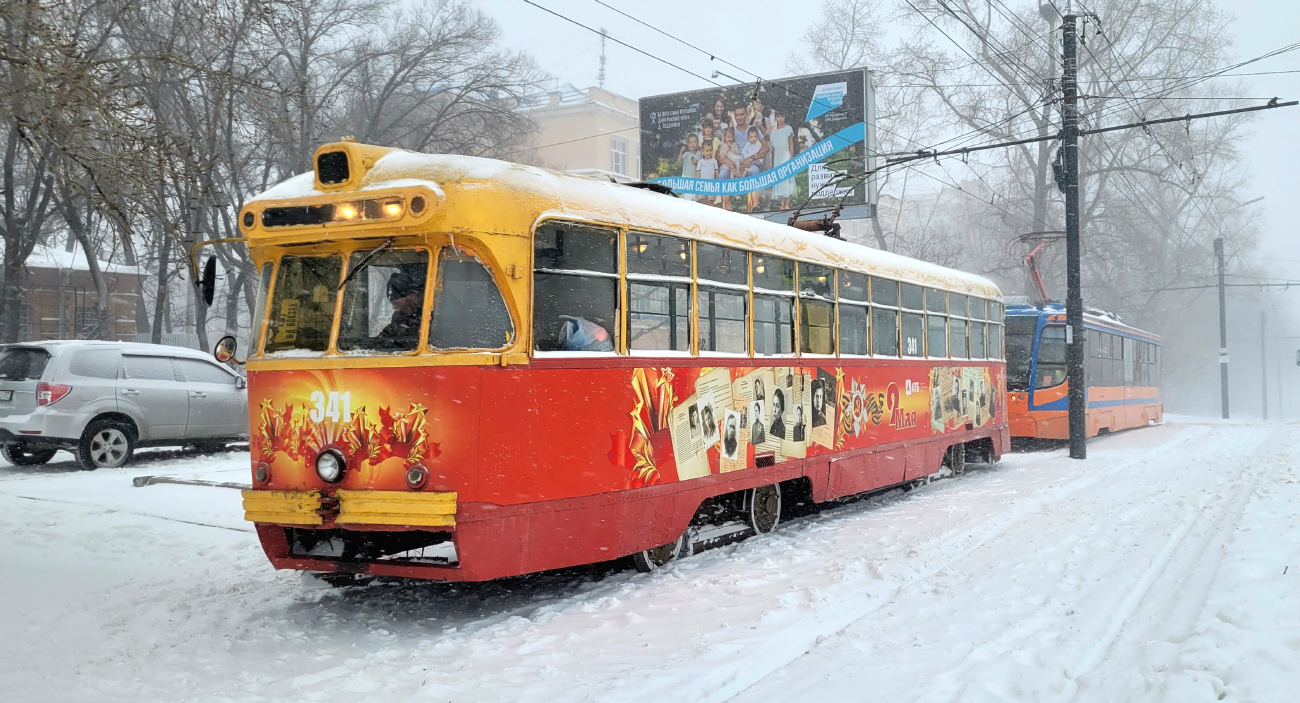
xmin=1 ymin=421 xmax=1297 ymax=702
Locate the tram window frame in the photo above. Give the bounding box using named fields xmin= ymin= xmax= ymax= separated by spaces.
xmin=970 ymin=317 xmax=987 ymax=359
xmin=838 ymin=299 xmax=869 ymax=356
xmin=532 ymin=221 xmax=620 ymax=353
xmin=901 ymin=311 xmax=924 ymax=358
xmin=753 ymin=255 xmax=795 ymax=356
xmin=839 ymin=270 xmax=869 ymax=303
xmin=697 ymin=245 xmax=748 ymax=355
xmin=250 ymin=261 xmax=273 ymax=356
xmin=988 ymin=320 xmax=1002 ymax=361
xmin=625 ymin=231 xmax=693 ymax=354
xmin=1036 ymin=324 xmax=1068 ymax=389
xmin=337 ymin=247 xmax=432 ymax=354
xmin=696 ymin=242 xmax=749 ymax=286
xmin=263 ymin=254 xmax=343 ymax=355
xmin=798 ymin=263 xmax=835 ymax=355
xmin=949 ymin=294 xmax=968 ymax=359
xmin=872 ymin=305 xmax=899 ymax=357
xmin=428 ymin=246 xmax=516 ymax=351
xmin=698 ymin=286 xmax=748 ymax=355
xmin=753 ymin=294 xmax=795 ymax=356
xmin=626 ymin=231 xmax=690 ymax=278
xmin=926 ymin=288 xmax=948 ymax=358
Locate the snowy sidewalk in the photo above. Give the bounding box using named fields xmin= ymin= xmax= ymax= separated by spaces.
xmin=0 ymin=422 xmax=1296 ymax=702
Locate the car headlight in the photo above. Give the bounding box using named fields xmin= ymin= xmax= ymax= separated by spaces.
xmin=315 ymin=450 xmax=345 ymax=483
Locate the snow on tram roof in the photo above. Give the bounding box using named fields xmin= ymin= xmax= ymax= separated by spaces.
xmin=250 ymin=149 xmax=1002 ymax=299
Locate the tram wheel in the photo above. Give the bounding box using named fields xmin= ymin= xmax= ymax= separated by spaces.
xmin=946 ymin=443 xmax=966 ymax=477
xmin=746 ymin=483 xmax=782 ymax=535
xmin=632 ymin=530 xmax=688 ymax=573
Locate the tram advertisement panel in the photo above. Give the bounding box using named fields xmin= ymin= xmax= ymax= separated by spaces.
xmin=248 ymin=362 xmax=1001 ymax=500
xmin=639 ymin=69 xmax=877 ymax=214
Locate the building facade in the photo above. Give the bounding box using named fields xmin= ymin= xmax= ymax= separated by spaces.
xmin=519 ymin=85 xmax=639 ymax=182
xmin=9 ymin=246 xmax=141 ymax=342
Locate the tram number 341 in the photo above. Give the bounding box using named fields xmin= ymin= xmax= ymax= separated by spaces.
xmin=309 ymin=390 xmax=353 ymax=423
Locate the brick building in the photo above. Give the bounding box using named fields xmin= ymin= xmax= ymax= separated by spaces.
xmin=8 ymin=245 xmax=142 ymax=342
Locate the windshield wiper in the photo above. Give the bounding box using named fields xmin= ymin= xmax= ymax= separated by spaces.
xmin=336 ymin=239 xmax=393 ymax=291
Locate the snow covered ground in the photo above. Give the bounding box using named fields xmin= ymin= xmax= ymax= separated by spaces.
xmin=1 ymin=420 xmax=1297 ymax=702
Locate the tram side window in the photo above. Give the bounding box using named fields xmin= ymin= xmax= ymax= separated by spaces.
xmin=1004 ymin=316 xmax=1037 ymax=391
xmin=1124 ymin=337 xmax=1137 ymax=385
xmin=753 ymin=255 xmax=795 ymax=355
xmin=697 ymin=243 xmax=748 ymax=285
xmin=698 ymin=244 xmax=748 ymax=354
xmin=533 ymin=223 xmax=618 ymax=352
xmin=429 ymin=248 xmax=515 ymax=350
xmin=839 ymin=302 xmax=868 ymax=355
xmin=872 ymin=306 xmax=899 ymax=356
xmin=699 ymin=288 xmax=747 ymax=353
xmin=1037 ymin=325 xmax=1067 ymax=389
xmin=338 ymin=249 xmax=430 ymax=353
xmin=754 ymin=295 xmax=794 ymax=355
xmin=799 ymin=263 xmax=835 ymax=355
xmin=625 ymin=232 xmax=692 ymax=352
xmin=264 ymin=255 xmax=342 ymax=354
xmin=988 ymin=321 xmax=1002 ymax=360
xmin=949 ymin=294 xmax=968 ymax=359
xmin=970 ymin=318 xmax=986 ymax=359
xmin=840 ymin=270 xmax=869 ymax=303
xmin=900 ymin=283 xmax=924 ymax=358
xmin=872 ymin=277 xmax=899 ymax=357
xmin=926 ymin=289 xmax=948 ymax=358
xmin=629 ymin=282 xmax=691 ymax=351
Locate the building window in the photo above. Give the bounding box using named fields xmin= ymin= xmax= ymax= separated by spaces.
xmin=611 ymin=137 xmax=629 ymax=176
xmin=18 ymin=302 xmax=32 ymax=341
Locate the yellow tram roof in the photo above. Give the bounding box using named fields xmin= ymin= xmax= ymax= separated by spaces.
xmin=245 ymin=143 xmax=1003 ymax=299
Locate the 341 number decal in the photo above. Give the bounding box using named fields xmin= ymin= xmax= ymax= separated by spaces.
xmin=309 ymin=390 xmax=352 ymax=423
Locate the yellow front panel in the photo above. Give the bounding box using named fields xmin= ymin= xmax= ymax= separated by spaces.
xmin=335 ymin=490 xmax=458 ymax=527
xmin=242 ymin=490 xmax=325 ymax=526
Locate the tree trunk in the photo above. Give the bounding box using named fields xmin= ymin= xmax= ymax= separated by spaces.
xmin=151 ymin=233 xmax=171 ymax=344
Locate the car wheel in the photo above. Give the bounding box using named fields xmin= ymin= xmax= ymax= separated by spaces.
xmin=76 ymin=419 xmax=135 ymax=470
xmin=1 ymin=444 xmax=58 ymax=466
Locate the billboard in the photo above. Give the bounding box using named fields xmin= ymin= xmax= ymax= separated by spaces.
xmin=639 ymin=69 xmax=877 ymax=217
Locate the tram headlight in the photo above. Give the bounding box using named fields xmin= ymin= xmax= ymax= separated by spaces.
xmin=315 ymin=449 xmax=346 ymax=483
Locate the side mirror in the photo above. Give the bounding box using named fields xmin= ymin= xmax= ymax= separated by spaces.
xmin=200 ymin=256 xmax=217 ymax=306
xmin=214 ymin=335 xmax=238 ymax=364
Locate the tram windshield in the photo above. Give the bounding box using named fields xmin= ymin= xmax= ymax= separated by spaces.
xmin=1004 ymin=315 xmax=1038 ymax=391
xmin=260 ymin=244 xmax=513 ymax=356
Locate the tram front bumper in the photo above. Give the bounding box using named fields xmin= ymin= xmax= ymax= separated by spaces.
xmin=241 ymin=489 xmax=458 ymax=528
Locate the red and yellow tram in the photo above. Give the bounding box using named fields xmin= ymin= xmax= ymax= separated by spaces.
xmin=226 ymin=140 xmax=1009 ymax=582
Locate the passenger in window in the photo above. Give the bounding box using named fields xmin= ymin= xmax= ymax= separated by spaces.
xmin=362 ymin=270 xmax=424 ymax=350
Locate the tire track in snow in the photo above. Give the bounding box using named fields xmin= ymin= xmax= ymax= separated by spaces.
xmin=653 ymin=426 xmax=1211 ymax=703
xmin=1061 ymin=425 xmax=1294 ymax=700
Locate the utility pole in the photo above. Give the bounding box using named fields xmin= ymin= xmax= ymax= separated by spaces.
xmin=1062 ymin=10 xmax=1086 ymax=459
xmin=1216 ymin=237 xmax=1229 ymax=418
xmin=1261 ymin=310 xmax=1268 ymax=420
xmin=597 ymin=28 xmax=608 ymax=89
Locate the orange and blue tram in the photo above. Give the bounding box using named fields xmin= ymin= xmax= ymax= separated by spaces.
xmin=1005 ymin=302 xmax=1162 ymax=440
xmin=219 ymin=140 xmax=1011 ymax=582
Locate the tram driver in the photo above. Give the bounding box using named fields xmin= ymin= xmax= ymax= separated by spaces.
xmin=358 ymin=269 xmax=425 ymax=351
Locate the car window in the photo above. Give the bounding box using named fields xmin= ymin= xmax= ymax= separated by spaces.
xmin=0 ymin=348 xmax=50 ymax=381
xmin=121 ymin=355 xmax=179 ymax=381
xmin=174 ymin=358 xmax=234 ymax=384
xmin=69 ymin=349 xmax=121 ymax=379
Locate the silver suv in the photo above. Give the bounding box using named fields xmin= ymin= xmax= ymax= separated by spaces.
xmin=0 ymin=341 xmax=248 ymax=470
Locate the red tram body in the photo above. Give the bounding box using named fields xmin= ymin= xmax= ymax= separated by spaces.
xmin=235 ymin=142 xmax=1009 ymax=582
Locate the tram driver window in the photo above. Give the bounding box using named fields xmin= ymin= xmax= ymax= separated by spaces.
xmin=533 ymin=223 xmax=618 ymax=352
xmin=1036 ymin=325 xmax=1068 ymax=389
xmin=264 ymin=255 xmax=342 ymax=354
xmin=429 ymin=248 xmax=515 ymax=350
xmin=337 ymin=249 xmax=430 ymax=353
